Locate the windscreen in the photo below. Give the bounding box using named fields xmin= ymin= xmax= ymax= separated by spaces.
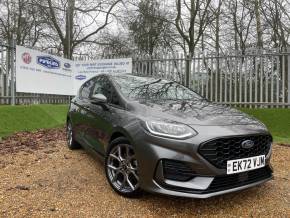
xmin=113 ymin=75 xmax=203 ymax=101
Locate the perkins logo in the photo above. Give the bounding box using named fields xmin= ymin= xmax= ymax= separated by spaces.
xmin=37 ymin=56 xmax=60 ymax=69
xmin=64 ymin=63 xmax=71 ymax=68
xmin=75 ymin=75 xmax=86 ymax=80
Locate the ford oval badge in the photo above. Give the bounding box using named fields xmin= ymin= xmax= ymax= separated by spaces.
xmin=241 ymin=140 xmax=254 ymax=149
xmin=75 ymin=75 xmax=86 ymax=80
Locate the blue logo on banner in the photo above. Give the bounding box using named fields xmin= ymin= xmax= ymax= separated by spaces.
xmin=64 ymin=63 xmax=71 ymax=68
xmin=37 ymin=56 xmax=60 ymax=69
xmin=75 ymin=75 xmax=86 ymax=80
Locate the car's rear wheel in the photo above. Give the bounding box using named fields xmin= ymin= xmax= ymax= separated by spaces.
xmin=66 ymin=121 xmax=81 ymax=150
xmin=105 ymin=137 xmax=141 ymax=197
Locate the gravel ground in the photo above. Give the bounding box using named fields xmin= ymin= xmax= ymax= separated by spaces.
xmin=0 ymin=128 xmax=289 ymax=218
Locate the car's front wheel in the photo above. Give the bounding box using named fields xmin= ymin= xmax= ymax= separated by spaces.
xmin=105 ymin=137 xmax=141 ymax=197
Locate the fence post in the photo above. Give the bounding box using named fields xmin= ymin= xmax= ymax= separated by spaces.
xmin=0 ymin=44 xmax=3 ymax=105
xmin=10 ymin=39 xmax=16 ymax=106
xmin=185 ymin=54 xmax=191 ymax=88
xmin=287 ymin=48 xmax=290 ymax=107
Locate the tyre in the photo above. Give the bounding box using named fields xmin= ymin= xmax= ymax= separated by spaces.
xmin=105 ymin=137 xmax=141 ymax=197
xmin=66 ymin=121 xmax=81 ymax=150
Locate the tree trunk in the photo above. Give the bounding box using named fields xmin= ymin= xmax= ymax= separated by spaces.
xmin=254 ymin=0 xmax=263 ymax=48
xmin=215 ymin=0 xmax=222 ymax=77
xmin=64 ymin=0 xmax=75 ymax=59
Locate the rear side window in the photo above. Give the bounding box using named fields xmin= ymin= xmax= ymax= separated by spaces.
xmin=79 ymin=79 xmax=95 ymax=99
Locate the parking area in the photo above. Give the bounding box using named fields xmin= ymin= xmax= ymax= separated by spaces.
xmin=0 ymin=128 xmax=289 ymax=217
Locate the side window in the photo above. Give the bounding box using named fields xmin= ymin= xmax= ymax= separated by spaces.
xmin=91 ymin=77 xmax=104 ymax=97
xmin=80 ymin=79 xmax=95 ymax=99
xmin=91 ymin=77 xmax=120 ymax=106
xmin=111 ymin=90 xmax=120 ymax=105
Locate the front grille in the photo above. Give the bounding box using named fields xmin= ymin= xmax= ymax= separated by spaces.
xmin=162 ymin=160 xmax=196 ymax=181
xmin=199 ymin=134 xmax=272 ymax=169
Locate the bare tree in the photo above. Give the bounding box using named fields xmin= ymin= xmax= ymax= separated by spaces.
xmin=33 ymin=0 xmax=122 ymax=59
xmin=226 ymin=0 xmax=255 ymax=54
xmin=175 ymin=0 xmax=214 ymax=55
xmin=261 ymin=0 xmax=290 ymax=49
xmin=0 ymin=0 xmax=43 ymax=46
xmin=124 ymin=0 xmax=173 ymax=56
xmin=2 ymin=0 xmax=290 ymax=56
xmin=99 ymin=31 xmax=133 ymax=57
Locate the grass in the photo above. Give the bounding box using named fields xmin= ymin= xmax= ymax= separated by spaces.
xmin=0 ymin=104 xmax=68 ymax=139
xmin=240 ymin=108 xmax=290 ymax=144
xmin=0 ymin=104 xmax=289 ymax=144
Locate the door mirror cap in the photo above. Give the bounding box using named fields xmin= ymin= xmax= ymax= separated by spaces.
xmin=91 ymin=93 xmax=107 ymax=103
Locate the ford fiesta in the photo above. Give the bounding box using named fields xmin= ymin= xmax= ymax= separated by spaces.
xmin=66 ymin=74 xmax=273 ymax=198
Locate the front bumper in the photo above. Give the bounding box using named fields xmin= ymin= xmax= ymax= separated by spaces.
xmin=151 ymin=176 xmax=273 ymax=199
xmin=131 ymin=123 xmax=273 ymax=198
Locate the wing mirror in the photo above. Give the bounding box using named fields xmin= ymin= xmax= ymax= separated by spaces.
xmin=91 ymin=93 xmax=107 ymax=104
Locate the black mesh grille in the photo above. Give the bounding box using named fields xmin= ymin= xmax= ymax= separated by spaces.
xmin=162 ymin=160 xmax=196 ymax=181
xmin=161 ymin=166 xmax=272 ymax=194
xmin=206 ymin=166 xmax=272 ymax=193
xmin=198 ymin=134 xmax=272 ymax=169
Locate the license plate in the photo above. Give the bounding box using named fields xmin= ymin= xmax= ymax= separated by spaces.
xmin=227 ymin=155 xmax=265 ymax=175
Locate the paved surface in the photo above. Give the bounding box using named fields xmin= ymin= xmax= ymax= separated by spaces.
xmin=0 ymin=129 xmax=289 ymax=217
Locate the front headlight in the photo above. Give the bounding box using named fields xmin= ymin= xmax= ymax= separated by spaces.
xmin=145 ymin=121 xmax=198 ymax=139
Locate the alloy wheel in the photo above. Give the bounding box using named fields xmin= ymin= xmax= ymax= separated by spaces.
xmin=106 ymin=144 xmax=139 ymax=193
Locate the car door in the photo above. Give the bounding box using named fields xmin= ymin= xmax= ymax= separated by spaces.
xmin=84 ymin=76 xmax=121 ymax=156
xmin=72 ymin=79 xmax=95 ymax=145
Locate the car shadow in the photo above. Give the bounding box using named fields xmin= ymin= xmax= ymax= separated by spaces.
xmin=130 ymin=182 xmax=272 ymax=215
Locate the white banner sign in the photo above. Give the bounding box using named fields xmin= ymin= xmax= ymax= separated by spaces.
xmin=16 ymin=46 xmax=74 ymax=95
xmin=74 ymin=58 xmax=132 ymax=93
xmin=16 ymin=46 xmax=132 ymax=95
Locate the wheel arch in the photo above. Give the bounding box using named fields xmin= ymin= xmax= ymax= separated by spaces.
xmin=108 ymin=127 xmax=135 ymax=151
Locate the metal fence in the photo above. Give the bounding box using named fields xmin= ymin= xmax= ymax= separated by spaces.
xmin=0 ymin=42 xmax=71 ymax=105
xmin=1 ymin=41 xmax=290 ymax=107
xmin=133 ymin=50 xmax=290 ymax=108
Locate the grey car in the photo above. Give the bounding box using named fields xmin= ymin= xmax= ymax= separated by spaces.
xmin=66 ymin=74 xmax=273 ymax=198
